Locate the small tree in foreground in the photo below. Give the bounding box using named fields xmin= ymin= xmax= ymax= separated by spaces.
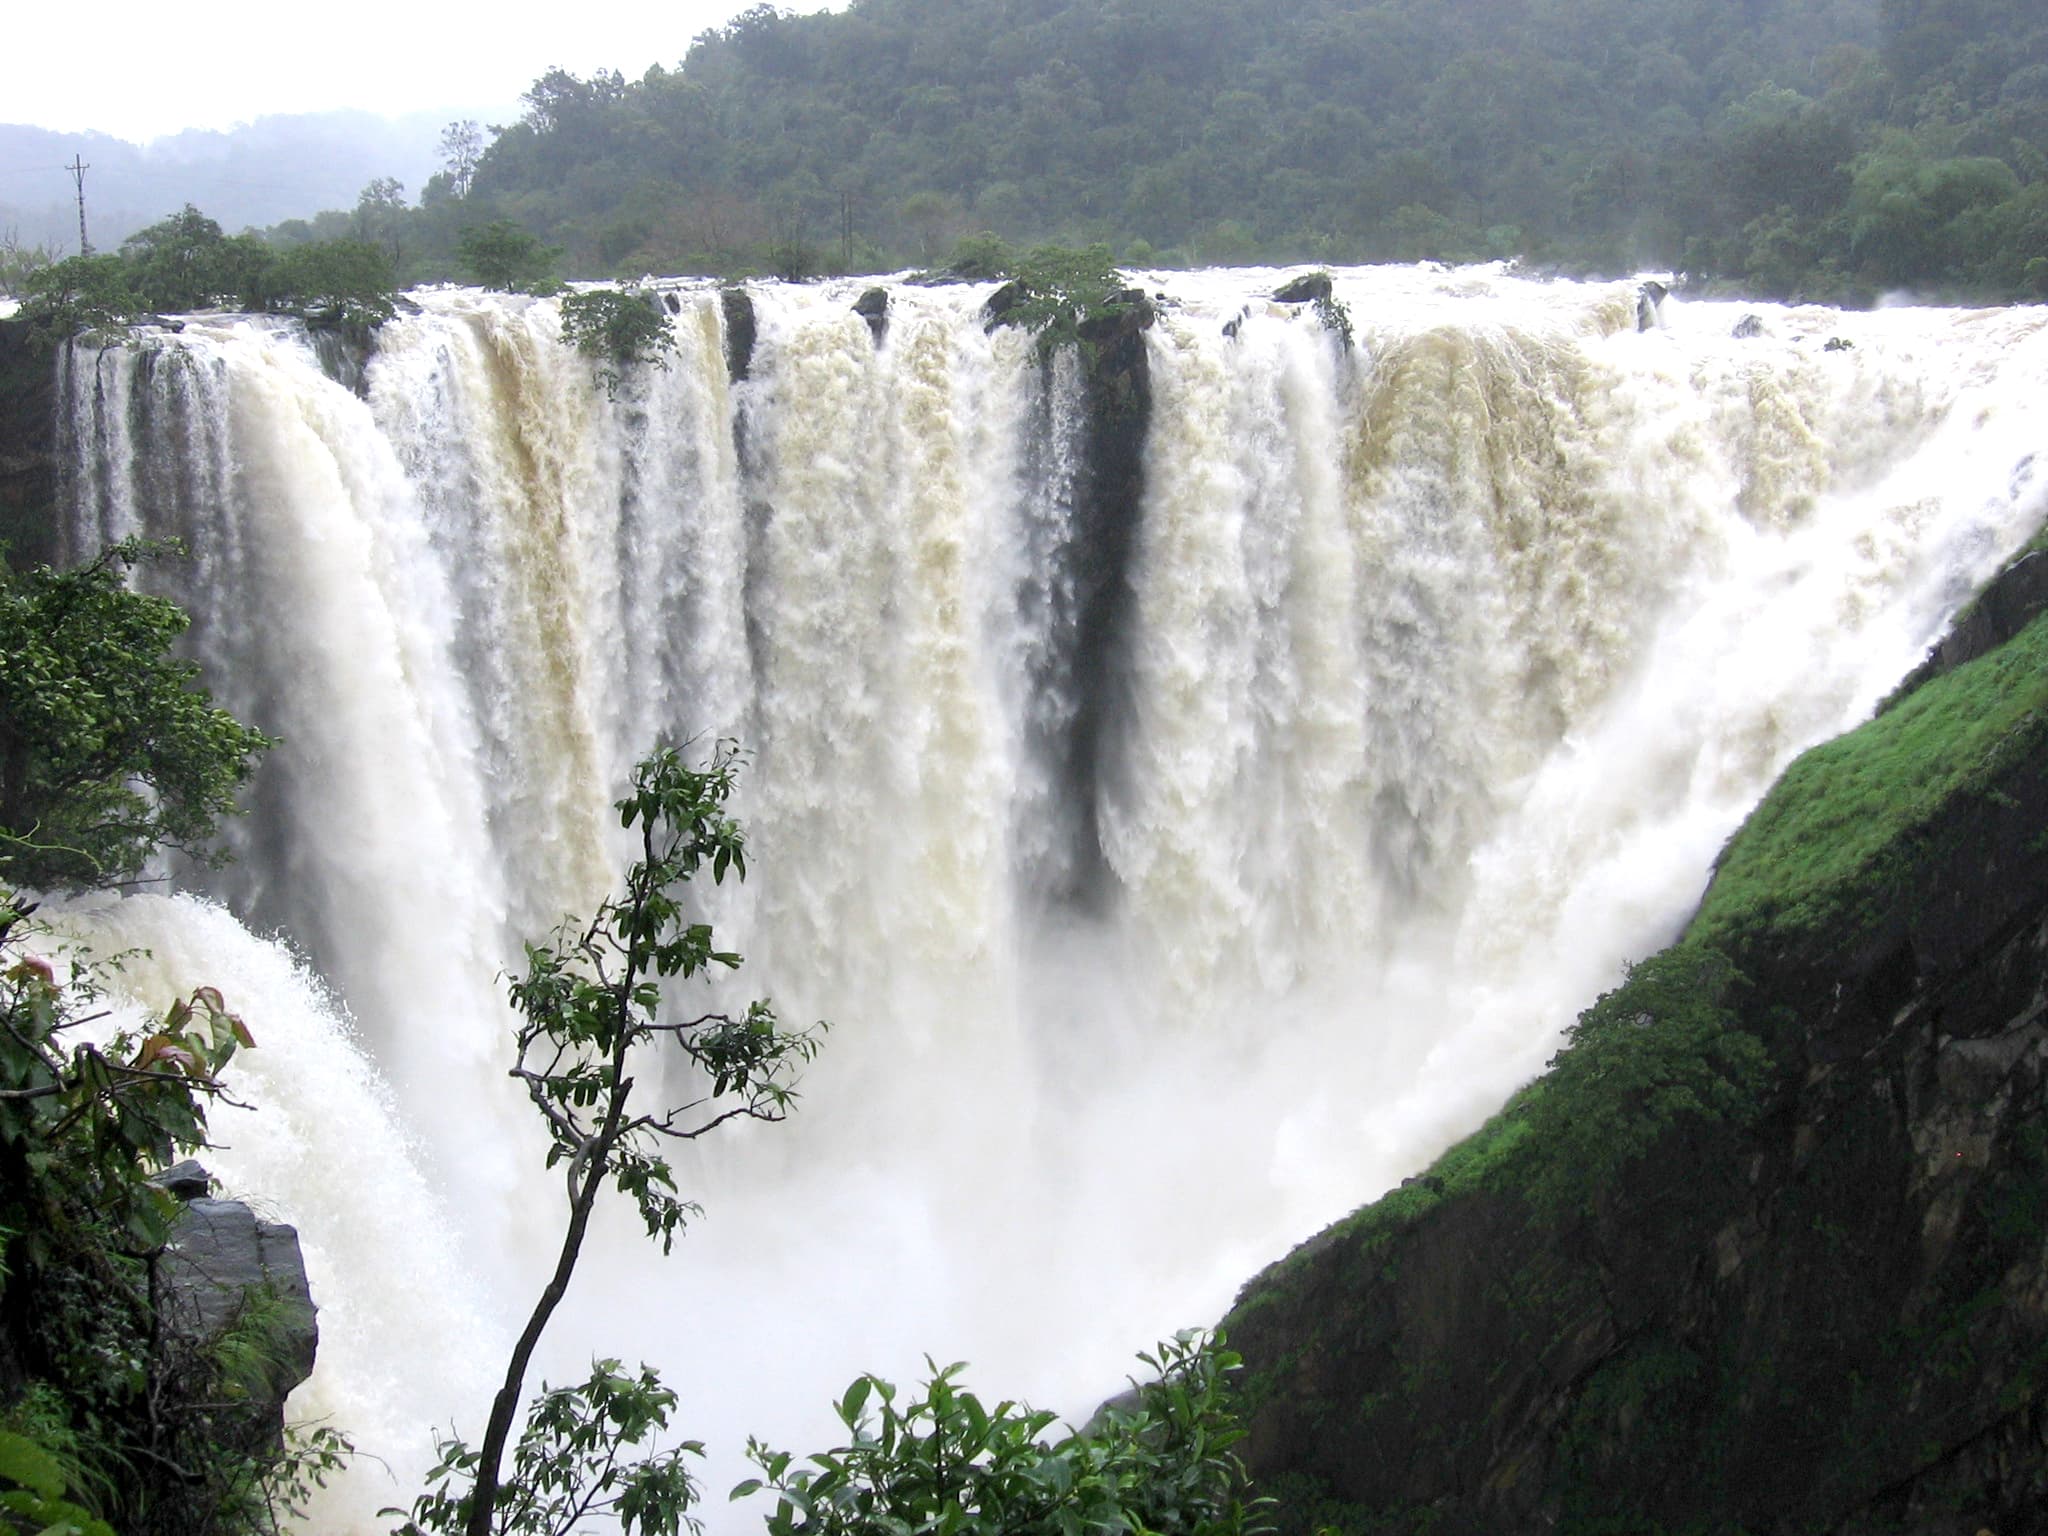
xmin=392 ymin=743 xmax=820 ymax=1536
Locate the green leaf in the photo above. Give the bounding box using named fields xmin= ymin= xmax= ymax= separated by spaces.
xmin=0 ymin=1431 xmax=66 ymax=1499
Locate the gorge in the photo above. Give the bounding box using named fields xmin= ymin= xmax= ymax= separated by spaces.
xmin=28 ymin=265 xmax=2048 ymax=1527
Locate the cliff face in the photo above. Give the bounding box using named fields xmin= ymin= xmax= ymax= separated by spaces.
xmin=0 ymin=318 xmax=56 ymax=563
xmin=1226 ymin=552 xmax=2048 ymax=1535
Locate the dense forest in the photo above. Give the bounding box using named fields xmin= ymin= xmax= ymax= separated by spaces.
xmin=248 ymin=0 xmax=2048 ymax=302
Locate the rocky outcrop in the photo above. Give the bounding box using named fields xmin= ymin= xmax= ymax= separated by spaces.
xmin=1227 ymin=584 xmax=2048 ymax=1535
xmin=1886 ymin=543 xmax=2048 ymax=701
xmin=720 ymin=286 xmax=758 ymax=381
xmin=153 ymin=1165 xmax=318 ymax=1439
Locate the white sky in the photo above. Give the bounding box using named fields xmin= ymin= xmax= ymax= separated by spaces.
xmin=8 ymin=0 xmax=844 ymax=144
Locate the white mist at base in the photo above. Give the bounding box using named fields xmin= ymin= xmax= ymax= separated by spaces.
xmin=55 ymin=267 xmax=2048 ymax=1529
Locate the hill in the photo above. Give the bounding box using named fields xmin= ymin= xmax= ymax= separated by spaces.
xmin=391 ymin=0 xmax=2048 ymax=300
xmin=1223 ymin=541 xmax=2048 ymax=1533
xmin=0 ymin=111 xmax=462 ymax=256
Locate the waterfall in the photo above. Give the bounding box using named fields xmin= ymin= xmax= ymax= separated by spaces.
xmin=50 ymin=266 xmax=2048 ymax=1527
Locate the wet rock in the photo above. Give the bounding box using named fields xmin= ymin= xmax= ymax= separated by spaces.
xmin=720 ymin=286 xmax=757 ymax=381
xmin=982 ymin=279 xmax=1029 ymax=330
xmin=1075 ymin=289 xmax=1155 ymax=343
xmin=1273 ymin=272 xmax=1334 ymax=304
xmin=157 ymin=1195 xmax=318 ymax=1427
xmin=149 ymin=1159 xmax=214 ymax=1200
xmin=1637 ymin=279 xmax=1668 ymax=331
xmin=853 ymin=286 xmax=890 ymax=343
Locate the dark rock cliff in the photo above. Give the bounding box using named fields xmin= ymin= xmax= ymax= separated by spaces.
xmin=0 ymin=318 xmax=57 ymax=563
xmin=1226 ymin=549 xmax=2048 ymax=1535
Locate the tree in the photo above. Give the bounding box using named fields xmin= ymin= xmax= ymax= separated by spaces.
xmin=440 ymin=121 xmax=487 ymax=199
xmin=392 ymin=744 xmax=820 ymax=1536
xmin=351 ymin=178 xmax=410 ymax=270
xmin=0 ymin=540 xmax=274 ymax=895
xmin=257 ymin=239 xmax=399 ymax=329
xmin=15 ymin=254 xmax=145 ymax=350
xmin=0 ymin=226 xmax=61 ymax=300
xmin=456 ymin=221 xmax=561 ymax=293
xmin=119 ymin=205 xmax=264 ymax=313
xmin=557 ymin=286 xmax=677 ymax=398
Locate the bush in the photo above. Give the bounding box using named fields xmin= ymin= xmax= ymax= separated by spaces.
xmin=740 ymin=1332 xmax=1272 ymax=1536
xmin=558 ymin=286 xmax=677 ymax=397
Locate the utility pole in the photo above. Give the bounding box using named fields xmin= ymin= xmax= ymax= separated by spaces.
xmin=66 ymin=156 xmax=91 ymax=255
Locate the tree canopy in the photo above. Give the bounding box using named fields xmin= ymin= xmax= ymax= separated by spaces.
xmin=289 ymin=0 xmax=2041 ymax=302
xmin=0 ymin=540 xmax=274 ymax=893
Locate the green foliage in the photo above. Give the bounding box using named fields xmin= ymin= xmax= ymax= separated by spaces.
xmin=256 ymin=239 xmax=399 ymax=329
xmin=504 ymin=744 xmax=816 ymax=1253
xmin=739 ymin=1332 xmax=1271 ymax=1536
xmin=281 ymin=0 xmax=2042 ymax=297
xmin=395 ymin=1362 xmax=699 ymax=1536
xmin=995 ymin=244 xmax=1127 ymax=348
xmin=17 ymin=256 xmax=146 ymax=349
xmin=458 ymin=222 xmax=562 ymax=294
xmin=0 ymin=1427 xmax=118 ymax=1536
xmin=121 ymin=207 xmax=250 ymax=313
xmin=1308 ymin=286 xmax=1354 ymax=352
xmin=0 ymin=551 xmax=339 ymax=1536
xmin=943 ymin=231 xmax=1013 ymax=281
xmin=0 ymin=908 xmax=350 ymax=1536
xmin=1520 ymin=948 xmax=1769 ymax=1217
xmin=13 ymin=208 xmax=399 ymax=346
xmin=407 ymin=743 xmax=819 ymax=1536
xmin=558 ymin=287 xmax=678 ymax=398
xmin=0 ymin=539 xmax=275 ymax=894
xmin=1692 ymin=610 xmax=2048 ymax=953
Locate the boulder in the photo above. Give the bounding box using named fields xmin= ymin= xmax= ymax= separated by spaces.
xmin=981 ymin=279 xmax=1029 ymax=330
xmin=157 ymin=1194 xmax=318 ymax=1413
xmin=1732 ymin=313 xmax=1765 ymax=339
xmin=853 ymin=286 xmax=890 ymax=344
xmin=1637 ymin=279 xmax=1668 ymax=331
xmin=148 ymin=1159 xmax=213 ymax=1199
xmin=1273 ymin=272 xmax=1333 ymax=304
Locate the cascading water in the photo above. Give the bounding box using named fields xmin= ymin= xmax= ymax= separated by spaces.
xmin=43 ymin=267 xmax=2048 ymax=1528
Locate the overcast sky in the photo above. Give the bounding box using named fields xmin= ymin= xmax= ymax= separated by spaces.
xmin=9 ymin=0 xmax=843 ymax=144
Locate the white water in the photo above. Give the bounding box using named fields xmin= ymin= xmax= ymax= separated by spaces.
xmin=50 ymin=267 xmax=2048 ymax=1527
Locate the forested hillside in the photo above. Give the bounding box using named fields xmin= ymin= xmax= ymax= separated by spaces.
xmin=329 ymin=0 xmax=2048 ymax=300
